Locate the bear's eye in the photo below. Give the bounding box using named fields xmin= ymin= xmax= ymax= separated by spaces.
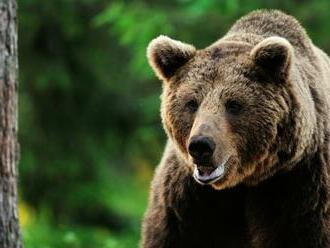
xmin=225 ymin=100 xmax=243 ymax=115
xmin=185 ymin=99 xmax=199 ymax=113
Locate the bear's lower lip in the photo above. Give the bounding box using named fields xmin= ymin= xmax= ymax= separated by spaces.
xmin=193 ymin=157 xmax=229 ymax=184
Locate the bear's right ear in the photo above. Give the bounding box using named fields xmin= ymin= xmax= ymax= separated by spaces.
xmin=147 ymin=35 xmax=196 ymax=81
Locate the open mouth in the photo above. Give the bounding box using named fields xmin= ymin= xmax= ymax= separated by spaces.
xmin=193 ymin=156 xmax=230 ymax=184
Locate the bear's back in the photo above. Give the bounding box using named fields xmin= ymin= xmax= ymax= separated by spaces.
xmin=226 ymin=10 xmax=313 ymax=58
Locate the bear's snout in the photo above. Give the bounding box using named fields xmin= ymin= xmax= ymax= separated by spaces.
xmin=188 ymin=135 xmax=215 ymax=166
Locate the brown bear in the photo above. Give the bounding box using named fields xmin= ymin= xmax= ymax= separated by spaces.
xmin=141 ymin=10 xmax=330 ymax=248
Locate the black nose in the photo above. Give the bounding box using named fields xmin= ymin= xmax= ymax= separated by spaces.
xmin=188 ymin=136 xmax=215 ymax=164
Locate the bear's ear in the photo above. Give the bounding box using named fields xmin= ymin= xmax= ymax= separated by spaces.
xmin=147 ymin=35 xmax=196 ymax=81
xmin=250 ymin=36 xmax=294 ymax=81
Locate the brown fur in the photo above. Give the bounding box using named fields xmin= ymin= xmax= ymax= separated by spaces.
xmin=142 ymin=10 xmax=330 ymax=248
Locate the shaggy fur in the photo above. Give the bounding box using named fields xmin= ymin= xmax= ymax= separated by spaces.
xmin=142 ymin=10 xmax=330 ymax=248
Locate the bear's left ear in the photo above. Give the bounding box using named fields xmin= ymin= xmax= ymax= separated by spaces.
xmin=250 ymin=36 xmax=294 ymax=81
xmin=147 ymin=35 xmax=196 ymax=81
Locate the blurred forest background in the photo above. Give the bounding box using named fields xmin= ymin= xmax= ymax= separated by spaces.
xmin=18 ymin=0 xmax=330 ymax=247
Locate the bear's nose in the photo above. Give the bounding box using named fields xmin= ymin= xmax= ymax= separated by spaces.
xmin=188 ymin=136 xmax=215 ymax=165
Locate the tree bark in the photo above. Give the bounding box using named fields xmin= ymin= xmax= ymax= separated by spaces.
xmin=0 ymin=0 xmax=22 ymax=247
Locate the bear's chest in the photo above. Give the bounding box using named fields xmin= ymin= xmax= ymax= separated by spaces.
xmin=173 ymin=184 xmax=248 ymax=248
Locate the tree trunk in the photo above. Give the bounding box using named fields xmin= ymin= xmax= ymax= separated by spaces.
xmin=0 ymin=0 xmax=22 ymax=247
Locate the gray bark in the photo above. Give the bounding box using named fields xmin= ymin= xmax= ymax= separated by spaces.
xmin=0 ymin=0 xmax=22 ymax=247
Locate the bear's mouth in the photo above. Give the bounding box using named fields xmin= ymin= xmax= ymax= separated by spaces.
xmin=193 ymin=156 xmax=230 ymax=185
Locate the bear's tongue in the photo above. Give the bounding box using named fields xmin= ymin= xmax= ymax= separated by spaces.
xmin=193 ymin=164 xmax=225 ymax=184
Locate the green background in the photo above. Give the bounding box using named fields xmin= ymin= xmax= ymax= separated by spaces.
xmin=18 ymin=0 xmax=330 ymax=247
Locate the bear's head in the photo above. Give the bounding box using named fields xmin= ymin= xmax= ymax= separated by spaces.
xmin=147 ymin=35 xmax=315 ymax=190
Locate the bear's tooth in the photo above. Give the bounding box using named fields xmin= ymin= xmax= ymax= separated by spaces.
xmin=213 ymin=164 xmax=225 ymax=178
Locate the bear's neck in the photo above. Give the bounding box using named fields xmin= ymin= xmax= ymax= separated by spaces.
xmin=246 ymin=149 xmax=330 ymax=247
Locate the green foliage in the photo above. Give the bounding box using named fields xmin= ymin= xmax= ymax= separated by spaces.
xmin=94 ymin=2 xmax=173 ymax=78
xmin=18 ymin=0 xmax=330 ymax=247
xmin=23 ymin=213 xmax=139 ymax=248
